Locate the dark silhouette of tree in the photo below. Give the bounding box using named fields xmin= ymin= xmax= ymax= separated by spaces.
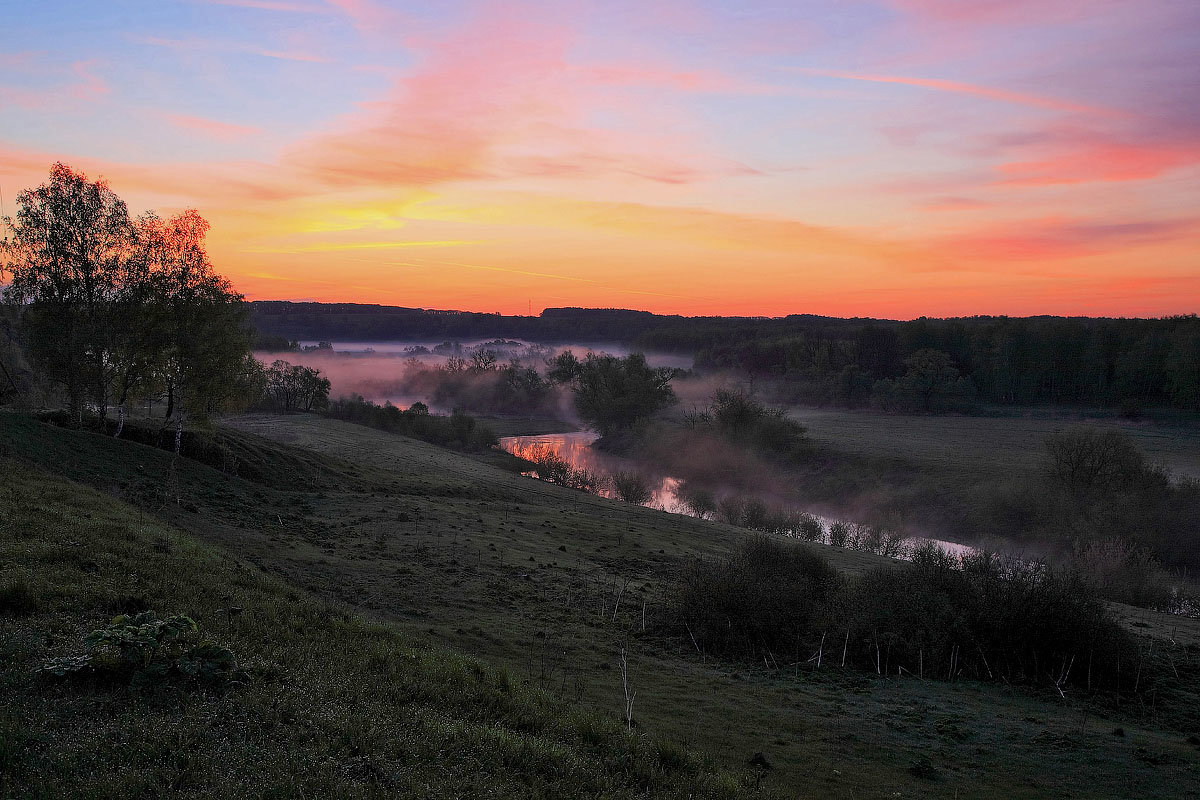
xmin=265 ymin=360 xmax=331 ymax=413
xmin=900 ymin=349 xmax=962 ymax=411
xmin=2 ymin=163 xmax=131 ymax=423
xmin=559 ymin=352 xmax=675 ymax=437
xmin=1 ymin=164 xmax=254 ymax=435
xmin=610 ymin=470 xmax=654 ymax=505
xmin=1043 ymin=427 xmax=1148 ymax=497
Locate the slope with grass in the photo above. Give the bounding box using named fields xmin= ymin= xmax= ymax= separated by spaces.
xmin=0 ymin=458 xmax=748 ymax=798
xmin=3 ymin=412 xmax=1198 ymax=798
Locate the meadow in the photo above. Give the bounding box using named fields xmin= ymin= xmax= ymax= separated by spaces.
xmin=4 ymin=411 xmax=1196 ymax=798
xmin=788 ymin=406 xmax=1200 ymax=482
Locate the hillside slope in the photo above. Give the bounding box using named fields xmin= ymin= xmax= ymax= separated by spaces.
xmin=0 ymin=458 xmax=750 ymax=798
xmin=2 ymin=413 xmax=1197 ymax=798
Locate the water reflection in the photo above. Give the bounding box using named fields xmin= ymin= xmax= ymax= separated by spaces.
xmin=499 ymin=432 xmax=974 ymax=559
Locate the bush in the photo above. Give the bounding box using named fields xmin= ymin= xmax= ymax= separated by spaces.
xmin=669 ymin=539 xmax=1138 ymax=692
xmin=323 ymin=395 xmax=498 ymax=451
xmin=676 ymin=481 xmax=716 ymax=519
xmin=797 ymin=514 xmax=824 ymax=542
xmin=1044 ymin=427 xmax=1149 ymax=497
xmin=38 ymin=611 xmax=243 ymax=690
xmin=844 ymin=546 xmax=1133 ymax=689
xmin=610 ymin=471 xmax=654 ymax=505
xmin=674 ymin=536 xmax=845 ymax=660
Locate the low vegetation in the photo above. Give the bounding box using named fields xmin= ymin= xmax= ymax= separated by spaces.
xmin=0 ymin=459 xmax=749 ymax=798
xmin=671 ymin=537 xmax=1191 ymax=702
xmin=323 ymin=394 xmax=499 ymax=451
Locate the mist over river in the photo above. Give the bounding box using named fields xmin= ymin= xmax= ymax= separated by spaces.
xmin=500 ymin=431 xmax=974 ymax=559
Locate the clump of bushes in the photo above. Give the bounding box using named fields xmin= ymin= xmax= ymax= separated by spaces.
xmin=611 ymin=471 xmax=655 ymax=505
xmin=671 ymin=537 xmax=1138 ymax=693
xmin=709 ymin=389 xmax=809 ymax=461
xmin=38 ymin=611 xmax=243 ymax=690
xmin=324 ymin=395 xmax=497 ymax=451
xmin=676 ymin=536 xmax=845 ymax=660
xmin=847 ymin=545 xmax=1130 ymax=687
xmin=525 ymin=446 xmax=604 ymax=491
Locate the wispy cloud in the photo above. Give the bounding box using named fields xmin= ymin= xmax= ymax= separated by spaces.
xmin=165 ymin=113 xmax=262 ymax=140
xmin=131 ymin=34 xmax=329 ymax=63
xmin=792 ymin=68 xmax=1107 ymax=114
xmin=203 ymin=0 xmax=330 ymax=11
xmin=242 ymin=240 xmax=480 ymax=253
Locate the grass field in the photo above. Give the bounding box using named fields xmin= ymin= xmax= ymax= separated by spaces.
xmin=789 ymin=406 xmax=1200 ymax=481
xmin=3 ymin=412 xmax=1199 ymax=798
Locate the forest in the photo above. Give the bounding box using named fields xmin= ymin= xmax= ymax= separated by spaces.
xmin=249 ymin=301 xmax=1200 ymax=411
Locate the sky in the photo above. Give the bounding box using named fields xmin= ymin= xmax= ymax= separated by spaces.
xmin=1 ymin=0 xmax=1198 ymax=318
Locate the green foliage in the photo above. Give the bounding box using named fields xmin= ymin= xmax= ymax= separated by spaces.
xmin=1 ymin=164 xmax=253 ymax=426
xmin=675 ymin=536 xmax=846 ymax=660
xmin=38 ymin=611 xmax=242 ymax=689
xmin=709 ymin=389 xmax=809 ymax=459
xmin=323 ymin=394 xmax=498 ymax=451
xmin=562 ymin=352 xmax=676 ymax=438
xmin=262 ymin=359 xmax=331 ymax=413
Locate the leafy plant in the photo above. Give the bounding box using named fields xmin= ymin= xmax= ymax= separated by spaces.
xmin=37 ymin=611 xmax=243 ymax=689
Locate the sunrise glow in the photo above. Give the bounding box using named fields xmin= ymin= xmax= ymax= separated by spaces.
xmin=2 ymin=0 xmax=1197 ymax=317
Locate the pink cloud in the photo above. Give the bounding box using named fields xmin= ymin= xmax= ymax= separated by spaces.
xmin=882 ymin=0 xmax=1102 ymax=25
xmin=996 ymin=140 xmax=1200 ymax=185
xmin=164 ymin=113 xmax=262 ymax=140
xmin=279 ymin=9 xmax=758 ymax=192
xmin=941 ymin=216 xmax=1199 ymax=262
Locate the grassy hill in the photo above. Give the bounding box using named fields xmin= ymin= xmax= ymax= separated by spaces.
xmin=2 ymin=412 xmax=1198 ymax=798
xmin=0 ymin=456 xmax=749 ymax=798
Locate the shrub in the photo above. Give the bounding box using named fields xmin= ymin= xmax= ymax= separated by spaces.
xmin=1044 ymin=427 xmax=1149 ymax=497
xmin=676 ymin=482 xmax=716 ymax=519
xmin=797 ymin=514 xmax=824 ymax=542
xmin=529 ymin=446 xmax=573 ymax=485
xmin=323 ymin=395 xmax=498 ymax=451
xmin=37 ymin=611 xmax=243 ymax=690
xmin=674 ymin=536 xmax=846 ymax=660
xmin=610 ymin=471 xmax=654 ymax=505
xmin=844 ymin=546 xmax=1133 ymax=689
xmin=669 ymin=539 xmax=1137 ymax=693
xmin=716 ymin=496 xmax=745 ymax=526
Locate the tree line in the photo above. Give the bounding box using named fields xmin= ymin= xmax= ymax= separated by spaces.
xmin=249 ymin=301 xmax=1199 ymax=411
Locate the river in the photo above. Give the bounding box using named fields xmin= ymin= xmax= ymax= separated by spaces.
xmin=499 ymin=431 xmax=975 ymax=559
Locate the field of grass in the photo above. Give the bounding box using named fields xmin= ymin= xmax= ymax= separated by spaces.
xmin=0 ymin=451 xmax=749 ymax=797
xmin=789 ymin=406 xmax=1200 ymax=482
xmin=3 ymin=411 xmax=1199 ymax=798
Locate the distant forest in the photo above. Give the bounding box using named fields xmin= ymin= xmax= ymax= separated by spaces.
xmin=250 ymin=301 xmax=1200 ymax=410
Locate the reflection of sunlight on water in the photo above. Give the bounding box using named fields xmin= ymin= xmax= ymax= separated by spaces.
xmin=499 ymin=432 xmax=974 ymax=559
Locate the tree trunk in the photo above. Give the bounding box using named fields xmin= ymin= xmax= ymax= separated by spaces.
xmin=114 ymin=403 xmax=125 ymax=438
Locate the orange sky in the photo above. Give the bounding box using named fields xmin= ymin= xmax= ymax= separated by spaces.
xmin=2 ymin=0 xmax=1198 ymax=318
